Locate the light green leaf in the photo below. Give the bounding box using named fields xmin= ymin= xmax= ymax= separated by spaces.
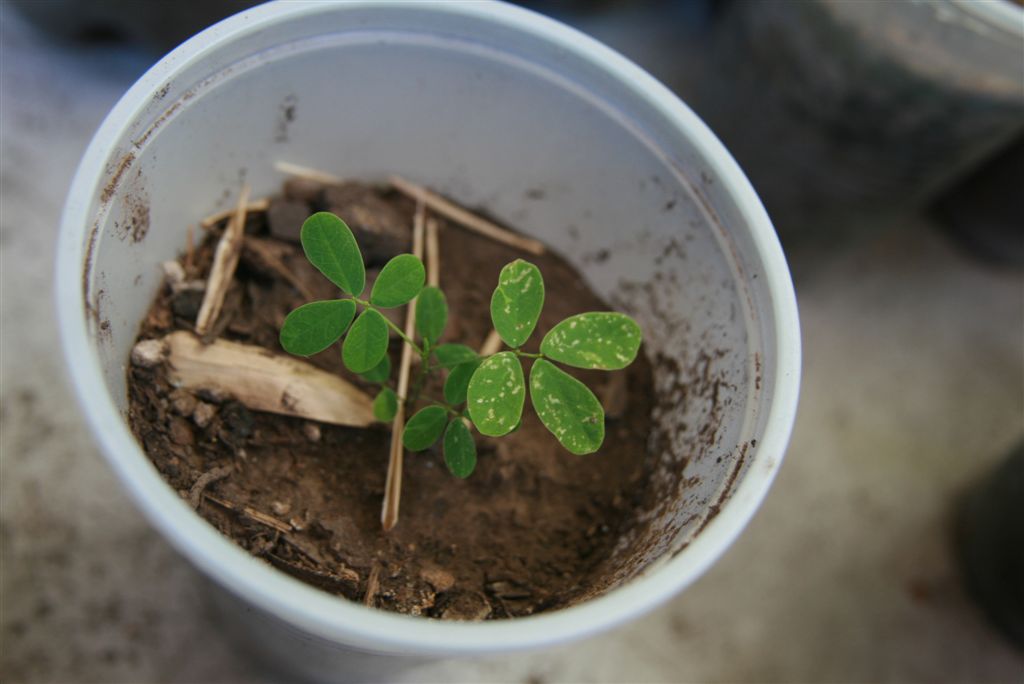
xmin=402 ymin=405 xmax=448 ymax=451
xmin=300 ymin=212 xmax=365 ymax=295
xmin=444 ymin=360 xmax=481 ymax=406
xmin=279 ymin=299 xmax=355 ymax=356
xmin=466 ymin=351 xmax=524 ymax=437
xmin=415 ymin=286 xmax=447 ymax=344
xmin=342 ymin=309 xmax=389 ymax=373
xmin=443 ymin=418 xmax=477 ymax=478
xmin=370 ymin=254 xmax=425 ymax=308
xmin=433 ymin=343 xmax=478 ymax=369
xmin=529 ymin=359 xmax=604 ymax=455
xmin=490 ymin=259 xmax=544 ymax=348
xmin=373 ymin=388 xmax=398 ymax=422
xmin=539 ymin=312 xmax=642 ymax=370
xmin=358 ymin=355 xmax=391 ymax=383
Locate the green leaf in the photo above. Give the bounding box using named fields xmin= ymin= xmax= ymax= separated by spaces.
xmin=342 ymin=309 xmax=389 ymax=373
xmin=466 ymin=351 xmax=525 ymax=437
xmin=443 ymin=418 xmax=477 ymax=478
xmin=433 ymin=343 xmax=478 ymax=369
xmin=444 ymin=360 xmax=481 ymax=406
xmin=370 ymin=254 xmax=425 ymax=308
xmin=279 ymin=299 xmax=356 ymax=356
xmin=529 ymin=359 xmax=604 ymax=455
xmin=300 ymin=212 xmax=365 ymax=295
xmin=539 ymin=312 xmax=642 ymax=370
xmin=402 ymin=405 xmax=448 ymax=451
xmin=373 ymin=388 xmax=398 ymax=422
xmin=490 ymin=259 xmax=544 ymax=348
xmin=415 ymin=286 xmax=447 ymax=344
xmin=358 ymin=355 xmax=391 ymax=383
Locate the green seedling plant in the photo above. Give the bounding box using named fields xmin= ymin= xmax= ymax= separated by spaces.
xmin=280 ymin=212 xmax=642 ymax=479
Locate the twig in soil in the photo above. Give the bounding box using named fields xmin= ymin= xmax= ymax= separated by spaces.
xmin=426 ymin=217 xmax=440 ymax=287
xmin=203 ymin=493 xmax=293 ymax=534
xmin=381 ymin=200 xmax=425 ymax=532
xmin=188 ymin=465 xmax=232 ymax=508
xmin=199 ymin=197 xmax=270 ymax=230
xmin=274 ymin=161 xmax=344 ymax=186
xmin=266 ymin=554 xmax=360 ymax=593
xmin=389 ymin=175 xmax=546 ymax=256
xmin=479 ymin=328 xmax=503 ymax=357
xmin=363 ymin=563 xmax=382 ymax=607
xmin=242 ymin=236 xmax=316 ymax=301
xmin=195 ymin=185 xmax=251 ymax=336
xmin=185 ymin=224 xmax=195 ymax=272
xmin=161 ymin=331 xmax=376 ymax=427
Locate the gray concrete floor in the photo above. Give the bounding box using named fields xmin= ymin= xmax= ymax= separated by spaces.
xmin=2 ymin=6 xmax=1023 ymax=683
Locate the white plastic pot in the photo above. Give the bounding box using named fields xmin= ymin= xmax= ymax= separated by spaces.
xmin=56 ymin=1 xmax=800 ymax=681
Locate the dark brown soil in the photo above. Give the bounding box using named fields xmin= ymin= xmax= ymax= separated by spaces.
xmin=127 ymin=181 xmax=656 ymax=620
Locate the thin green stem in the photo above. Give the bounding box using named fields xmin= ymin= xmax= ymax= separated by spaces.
xmin=513 ymin=350 xmax=543 ymax=359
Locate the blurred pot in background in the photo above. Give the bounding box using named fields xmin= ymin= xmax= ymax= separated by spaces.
xmin=690 ymin=0 xmax=1024 ymax=238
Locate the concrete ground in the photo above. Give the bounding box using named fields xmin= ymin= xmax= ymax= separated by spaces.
xmin=2 ymin=6 xmax=1022 ymax=683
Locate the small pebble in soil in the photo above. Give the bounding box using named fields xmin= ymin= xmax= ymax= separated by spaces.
xmin=192 ymin=402 xmax=217 ymax=428
xmin=130 ymin=339 xmax=165 ymax=368
xmin=169 ymin=389 xmax=197 ymax=416
xmin=420 ymin=566 xmax=456 ymax=592
xmin=302 ymin=422 xmax=321 ymax=443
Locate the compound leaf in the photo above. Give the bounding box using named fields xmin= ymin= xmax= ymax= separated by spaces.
xmin=490 ymin=259 xmax=544 ymax=348
xmin=466 ymin=352 xmax=524 ymax=437
xmin=540 ymin=312 xmax=641 ymax=370
xmin=279 ymin=299 xmax=355 ymax=356
xmin=342 ymin=309 xmax=389 ymax=373
xmin=529 ymin=358 xmax=604 ymax=455
xmin=300 ymin=212 xmax=365 ymax=295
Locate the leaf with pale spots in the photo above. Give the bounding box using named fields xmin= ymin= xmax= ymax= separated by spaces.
xmin=529 ymin=359 xmax=604 ymax=455
xmin=444 ymin=418 xmax=477 ymax=478
xmin=342 ymin=309 xmax=389 ymax=373
xmin=358 ymin=354 xmax=391 ymax=383
xmin=490 ymin=259 xmax=544 ymax=348
xmin=279 ymin=299 xmax=356 ymax=356
xmin=373 ymin=387 xmax=397 ymax=422
xmin=300 ymin=212 xmax=365 ymax=295
xmin=540 ymin=312 xmax=641 ymax=370
xmin=415 ymin=285 xmax=447 ymax=344
xmin=370 ymin=254 xmax=425 ymax=308
xmin=433 ymin=343 xmax=478 ymax=369
xmin=466 ymin=351 xmax=524 ymax=436
xmin=402 ymin=405 xmax=448 ymax=451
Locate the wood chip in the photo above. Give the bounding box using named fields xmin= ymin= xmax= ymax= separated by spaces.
xmin=479 ymin=329 xmax=503 ymax=356
xmin=381 ymin=200 xmax=424 ymax=533
xmin=203 ymin=493 xmax=292 ymax=534
xmin=195 ymin=185 xmax=251 ymax=336
xmin=364 ymin=563 xmax=382 ymax=607
xmin=131 ymin=338 xmax=167 ymax=368
xmin=162 ymin=331 xmax=375 ymax=427
xmin=426 ymin=217 xmax=440 ymax=287
xmin=199 ymin=197 xmax=269 ymax=230
xmin=274 ymin=161 xmax=344 ymax=186
xmin=389 ymin=175 xmax=545 ymax=255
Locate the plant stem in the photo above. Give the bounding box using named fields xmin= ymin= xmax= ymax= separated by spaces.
xmin=514 ymin=350 xmax=543 ymax=359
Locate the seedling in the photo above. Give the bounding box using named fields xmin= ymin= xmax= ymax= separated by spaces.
xmin=280 ymin=212 xmax=642 ymax=479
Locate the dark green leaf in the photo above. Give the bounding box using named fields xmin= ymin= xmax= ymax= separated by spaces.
xmin=443 ymin=418 xmax=477 ymax=478
xmin=415 ymin=286 xmax=447 ymax=344
xmin=490 ymin=259 xmax=544 ymax=348
xmin=444 ymin=360 xmax=481 ymax=406
xmin=373 ymin=388 xmax=398 ymax=422
xmin=433 ymin=343 xmax=478 ymax=369
xmin=279 ymin=299 xmax=355 ymax=356
xmin=529 ymin=358 xmax=604 ymax=455
xmin=370 ymin=254 xmax=425 ymax=308
xmin=300 ymin=212 xmax=365 ymax=295
xmin=402 ymin=405 xmax=448 ymax=451
xmin=539 ymin=312 xmax=642 ymax=370
xmin=466 ymin=351 xmax=525 ymax=437
xmin=358 ymin=355 xmax=391 ymax=383
xmin=342 ymin=309 xmax=389 ymax=373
